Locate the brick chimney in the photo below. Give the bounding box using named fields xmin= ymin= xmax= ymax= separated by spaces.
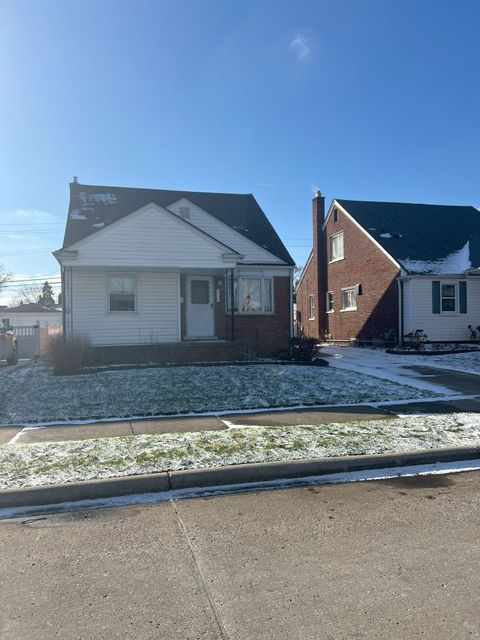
xmin=312 ymin=190 xmax=327 ymax=338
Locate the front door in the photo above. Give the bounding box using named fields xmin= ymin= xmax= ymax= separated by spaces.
xmin=186 ymin=276 xmax=215 ymax=338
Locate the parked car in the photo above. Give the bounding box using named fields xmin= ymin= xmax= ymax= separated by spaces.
xmin=0 ymin=320 xmax=18 ymax=365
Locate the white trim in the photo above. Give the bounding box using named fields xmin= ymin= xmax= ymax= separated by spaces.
xmin=439 ymin=281 xmax=459 ymax=315
xmin=326 ymin=291 xmax=334 ymax=313
xmin=60 ymin=202 xmax=242 ymax=257
xmin=308 ymin=294 xmax=316 ymax=320
xmin=329 ymin=231 xmax=344 ymax=263
xmin=167 ymin=197 xmax=287 ymax=265
xmin=107 ymin=273 xmax=137 ymax=314
xmin=340 ymin=286 xmax=358 ymax=312
xmin=323 ymin=200 xmax=402 ymax=270
xmin=185 ymin=276 xmax=215 ymax=338
xmin=296 ymin=250 xmax=313 ymax=289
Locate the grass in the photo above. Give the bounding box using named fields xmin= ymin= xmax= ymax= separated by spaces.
xmin=1 ymin=413 xmax=479 ymax=489
xmin=0 ymin=361 xmax=439 ymax=425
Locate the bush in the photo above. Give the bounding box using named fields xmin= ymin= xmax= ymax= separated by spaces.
xmin=289 ymin=336 xmax=319 ymax=362
xmin=48 ymin=335 xmax=91 ymax=374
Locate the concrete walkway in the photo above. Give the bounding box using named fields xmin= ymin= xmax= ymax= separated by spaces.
xmin=2 ymin=360 xmax=479 ymax=446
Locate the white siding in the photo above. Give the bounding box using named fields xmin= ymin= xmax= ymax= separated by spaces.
xmin=62 ymin=204 xmax=236 ymax=268
xmin=2 ymin=312 xmax=62 ymax=328
xmin=167 ymin=198 xmax=285 ymax=264
xmin=71 ymin=270 xmax=179 ymax=346
xmin=403 ymin=277 xmax=480 ymax=341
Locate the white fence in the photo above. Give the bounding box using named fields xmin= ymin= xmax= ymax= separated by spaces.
xmin=14 ymin=325 xmax=62 ymax=359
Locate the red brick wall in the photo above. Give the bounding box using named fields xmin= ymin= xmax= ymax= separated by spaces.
xmin=181 ymin=274 xmax=291 ymax=356
xmin=323 ymin=205 xmax=400 ymax=341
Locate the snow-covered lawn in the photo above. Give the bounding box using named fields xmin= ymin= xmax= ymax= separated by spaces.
xmin=0 ymin=361 xmax=439 ymax=425
xmin=1 ymin=413 xmax=479 ymax=489
xmin=410 ymin=351 xmax=480 ymax=376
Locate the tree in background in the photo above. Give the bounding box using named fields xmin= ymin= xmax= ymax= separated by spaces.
xmin=38 ymin=281 xmax=55 ymax=306
xmin=0 ymin=265 xmax=11 ymax=291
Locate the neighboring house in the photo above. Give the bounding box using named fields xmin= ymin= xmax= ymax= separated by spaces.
xmin=54 ymin=179 xmax=295 ymax=361
xmin=2 ymin=303 xmax=63 ymax=329
xmin=297 ymin=192 xmax=480 ymax=344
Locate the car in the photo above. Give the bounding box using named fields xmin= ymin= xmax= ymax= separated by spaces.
xmin=0 ymin=320 xmax=18 ymax=365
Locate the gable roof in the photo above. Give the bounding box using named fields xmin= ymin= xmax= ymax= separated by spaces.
xmin=63 ymin=181 xmax=294 ymax=265
xmin=6 ymin=302 xmax=61 ymax=313
xmin=336 ymin=199 xmax=480 ymax=274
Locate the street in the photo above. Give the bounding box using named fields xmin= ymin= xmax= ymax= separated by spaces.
xmin=0 ymin=471 xmax=479 ymax=639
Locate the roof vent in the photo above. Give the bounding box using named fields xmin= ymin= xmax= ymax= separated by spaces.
xmin=178 ymin=206 xmax=190 ymax=219
xmin=72 ymin=176 xmax=78 ymax=183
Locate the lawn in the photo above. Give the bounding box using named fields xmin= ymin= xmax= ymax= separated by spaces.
xmin=0 ymin=361 xmax=440 ymax=425
xmin=1 ymin=413 xmax=479 ymax=489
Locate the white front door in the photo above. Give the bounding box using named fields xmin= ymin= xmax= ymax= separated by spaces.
xmin=186 ymin=276 xmax=215 ymax=338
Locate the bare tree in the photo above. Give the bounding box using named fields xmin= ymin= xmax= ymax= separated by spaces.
xmin=0 ymin=265 xmax=11 ymax=291
xmin=12 ymin=282 xmax=43 ymax=306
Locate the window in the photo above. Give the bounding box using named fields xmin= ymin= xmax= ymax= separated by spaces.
xmin=308 ymin=294 xmax=315 ymax=320
xmin=226 ymin=276 xmax=273 ymax=314
xmin=327 ymin=292 xmax=334 ymax=312
xmin=441 ymin=283 xmax=456 ymax=312
xmin=333 ymin=208 xmax=338 ymax=222
xmin=341 ymin=287 xmax=357 ymax=311
xmin=191 ymin=279 xmax=210 ymax=304
xmin=330 ymin=232 xmax=344 ymax=261
xmin=108 ymin=275 xmax=136 ymax=312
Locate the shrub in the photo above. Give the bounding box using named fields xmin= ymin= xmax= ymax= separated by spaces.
xmin=289 ymin=336 xmax=319 ymax=362
xmin=48 ymin=334 xmax=91 ymax=374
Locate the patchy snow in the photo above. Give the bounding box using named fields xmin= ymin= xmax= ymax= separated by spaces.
xmin=3 ymin=458 xmax=479 ymax=520
xmin=380 ymin=232 xmax=392 ymax=238
xmin=0 ymin=362 xmax=439 ymax=425
xmin=0 ymin=413 xmax=479 ymax=489
xmin=69 ymin=209 xmax=87 ymax=220
xmin=322 ymin=345 xmax=480 ymax=384
xmin=77 ymin=191 xmax=118 ymax=205
xmin=92 ymin=222 xmax=105 ymax=228
xmin=402 ymin=241 xmax=472 ymax=274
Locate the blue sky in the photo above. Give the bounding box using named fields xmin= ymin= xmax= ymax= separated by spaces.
xmin=1 ymin=0 xmax=480 ymax=302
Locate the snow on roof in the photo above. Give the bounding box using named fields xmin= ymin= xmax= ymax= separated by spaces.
xmin=401 ymin=241 xmax=472 ymax=274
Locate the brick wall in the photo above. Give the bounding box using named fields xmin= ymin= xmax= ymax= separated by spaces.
xmin=181 ymin=274 xmax=291 ymax=356
xmin=323 ymin=205 xmax=400 ymax=341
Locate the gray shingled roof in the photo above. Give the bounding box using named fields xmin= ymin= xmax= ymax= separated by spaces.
xmin=336 ymin=199 xmax=480 ymax=274
xmin=62 ymin=182 xmax=294 ymax=265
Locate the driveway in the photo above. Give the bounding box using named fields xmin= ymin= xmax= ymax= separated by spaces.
xmin=1 ymin=471 xmax=479 ymax=639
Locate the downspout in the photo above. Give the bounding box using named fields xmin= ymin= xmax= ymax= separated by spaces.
xmin=230 ymin=267 xmax=235 ymax=342
xmin=289 ymin=268 xmax=294 ymax=339
xmin=397 ymin=279 xmax=404 ymax=346
xmin=61 ymin=265 xmax=66 ymax=341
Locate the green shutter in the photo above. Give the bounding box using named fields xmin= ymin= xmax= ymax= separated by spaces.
xmin=432 ymin=281 xmax=440 ymax=314
xmin=459 ymin=281 xmax=467 ymax=314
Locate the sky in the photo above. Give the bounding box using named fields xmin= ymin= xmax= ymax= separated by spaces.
xmin=1 ymin=0 xmax=480 ymax=304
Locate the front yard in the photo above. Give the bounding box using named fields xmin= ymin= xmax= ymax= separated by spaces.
xmin=1 ymin=413 xmax=479 ymax=489
xmin=0 ymin=361 xmax=440 ymax=425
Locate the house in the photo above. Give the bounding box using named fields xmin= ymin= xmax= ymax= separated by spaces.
xmin=296 ymin=192 xmax=480 ymax=344
xmin=54 ymin=179 xmax=295 ymax=362
xmin=2 ymin=302 xmax=63 ymax=329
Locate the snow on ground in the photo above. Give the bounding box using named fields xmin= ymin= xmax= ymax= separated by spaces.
xmin=321 ymin=346 xmax=480 ymax=382
xmin=0 ymin=362 xmax=439 ymax=425
xmin=1 ymin=413 xmax=479 ymax=489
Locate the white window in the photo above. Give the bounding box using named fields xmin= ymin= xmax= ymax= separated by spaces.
xmin=227 ymin=277 xmax=273 ymax=314
xmin=308 ymin=294 xmax=315 ymax=320
xmin=330 ymin=232 xmax=344 ymax=261
xmin=327 ymin=292 xmax=334 ymax=312
xmin=341 ymin=287 xmax=357 ymax=311
xmin=441 ymin=283 xmax=456 ymax=312
xmin=108 ymin=275 xmax=136 ymax=312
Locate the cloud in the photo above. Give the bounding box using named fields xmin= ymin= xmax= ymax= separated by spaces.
xmin=290 ymin=33 xmax=312 ymax=62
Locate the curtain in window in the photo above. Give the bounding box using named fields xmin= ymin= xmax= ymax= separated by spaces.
xmin=240 ymin=278 xmax=262 ymax=312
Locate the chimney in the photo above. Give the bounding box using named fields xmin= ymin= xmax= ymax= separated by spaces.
xmin=72 ymin=176 xmax=79 ymax=184
xmin=312 ymin=190 xmax=327 ymax=338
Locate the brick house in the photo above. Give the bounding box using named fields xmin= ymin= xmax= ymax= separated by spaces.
xmin=54 ymin=179 xmax=295 ymax=363
xmin=296 ymin=193 xmax=480 ymax=344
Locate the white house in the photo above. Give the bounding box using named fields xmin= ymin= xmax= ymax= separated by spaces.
xmin=2 ymin=303 xmax=63 ymax=329
xmin=54 ymin=179 xmax=295 ymax=362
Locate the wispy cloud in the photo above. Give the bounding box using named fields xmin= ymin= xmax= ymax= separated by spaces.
xmin=290 ymin=33 xmax=312 ymax=62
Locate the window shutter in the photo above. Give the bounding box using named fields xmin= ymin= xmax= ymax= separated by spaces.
xmin=432 ymin=281 xmax=440 ymax=314
xmin=459 ymin=281 xmax=467 ymax=314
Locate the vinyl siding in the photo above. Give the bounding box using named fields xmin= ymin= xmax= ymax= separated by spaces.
xmin=61 ymin=204 xmax=235 ymax=268
xmin=71 ymin=270 xmax=179 ymax=345
xmin=3 ymin=312 xmax=62 ymax=328
xmin=403 ymin=277 xmax=480 ymax=341
xmin=167 ymin=198 xmax=285 ymax=264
